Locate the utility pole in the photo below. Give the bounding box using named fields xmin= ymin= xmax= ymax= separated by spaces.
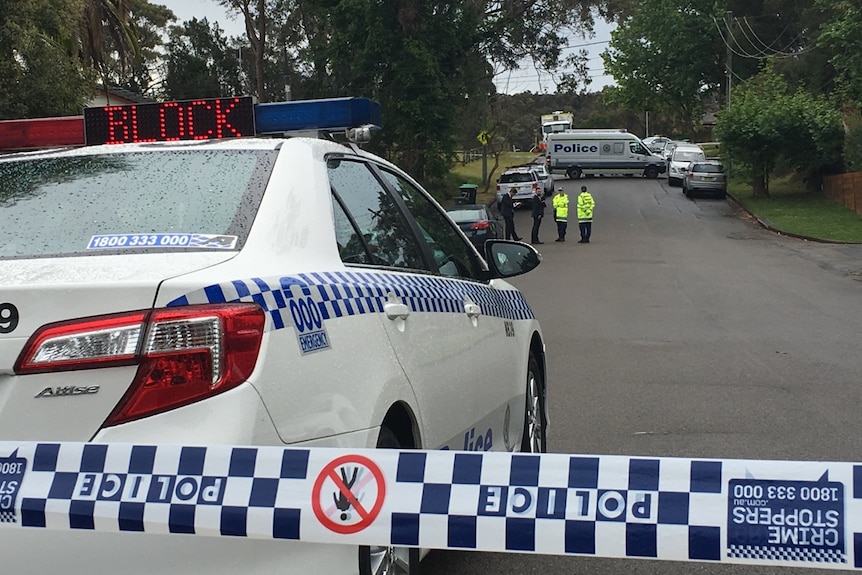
xmin=725 ymin=11 xmax=733 ymax=110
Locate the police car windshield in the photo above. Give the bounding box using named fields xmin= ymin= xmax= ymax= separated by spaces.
xmin=0 ymin=149 xmax=275 ymax=258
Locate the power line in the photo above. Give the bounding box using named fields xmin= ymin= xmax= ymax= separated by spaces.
xmin=712 ymin=15 xmax=816 ymax=60
xmin=560 ymin=40 xmax=610 ymax=51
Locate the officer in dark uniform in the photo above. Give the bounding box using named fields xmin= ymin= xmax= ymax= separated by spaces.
xmin=530 ymin=187 xmax=546 ymax=244
xmin=499 ymin=188 xmax=521 ymax=241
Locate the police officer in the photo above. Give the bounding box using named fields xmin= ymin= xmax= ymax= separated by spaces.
xmin=552 ymin=187 xmax=569 ymax=242
xmin=530 ymin=186 xmax=546 ymax=245
xmin=498 ymin=188 xmax=521 ymax=241
xmin=577 ymin=185 xmax=595 ymax=243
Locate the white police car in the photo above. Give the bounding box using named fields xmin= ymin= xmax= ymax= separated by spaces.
xmin=0 ymin=97 xmax=548 ymax=575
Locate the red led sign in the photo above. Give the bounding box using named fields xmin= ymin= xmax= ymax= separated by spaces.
xmin=83 ymin=96 xmax=256 ymax=145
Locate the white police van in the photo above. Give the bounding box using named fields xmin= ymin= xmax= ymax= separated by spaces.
xmin=545 ymin=130 xmax=666 ymax=180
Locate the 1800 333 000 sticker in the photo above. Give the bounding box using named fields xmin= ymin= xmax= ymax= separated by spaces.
xmin=87 ymin=234 xmax=238 ymax=250
xmin=0 ymin=450 xmax=27 ymax=523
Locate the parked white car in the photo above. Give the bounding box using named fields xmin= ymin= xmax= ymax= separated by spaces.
xmin=667 ymin=144 xmax=706 ymax=186
xmin=495 ymin=166 xmax=542 ymax=207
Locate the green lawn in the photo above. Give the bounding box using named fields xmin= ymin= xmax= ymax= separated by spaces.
xmin=450 ymin=157 xmax=862 ymax=243
xmin=729 ymin=176 xmax=862 ymax=243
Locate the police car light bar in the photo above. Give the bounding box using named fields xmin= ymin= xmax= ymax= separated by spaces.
xmin=0 ymin=116 xmax=86 ymax=150
xmin=255 ymin=97 xmax=381 ymax=135
xmin=0 ymin=96 xmax=382 ymax=151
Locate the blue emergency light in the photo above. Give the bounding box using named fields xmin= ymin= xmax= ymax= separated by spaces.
xmin=255 ymin=97 xmax=381 ymax=134
xmin=0 ymin=96 xmax=382 ymax=150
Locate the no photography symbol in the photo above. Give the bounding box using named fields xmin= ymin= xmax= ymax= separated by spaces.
xmin=311 ymin=454 xmax=386 ymax=534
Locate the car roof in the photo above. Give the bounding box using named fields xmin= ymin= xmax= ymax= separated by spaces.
xmin=445 ymin=204 xmax=486 ymax=210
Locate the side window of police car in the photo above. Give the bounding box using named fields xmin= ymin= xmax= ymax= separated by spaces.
xmin=378 ymin=169 xmax=483 ymax=280
xmin=327 ymin=158 xmax=426 ymax=270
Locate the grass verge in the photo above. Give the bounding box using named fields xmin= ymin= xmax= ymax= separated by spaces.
xmin=729 ymin=175 xmax=862 ymax=243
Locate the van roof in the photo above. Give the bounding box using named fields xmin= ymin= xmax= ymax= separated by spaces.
xmin=547 ymin=131 xmax=639 ymax=138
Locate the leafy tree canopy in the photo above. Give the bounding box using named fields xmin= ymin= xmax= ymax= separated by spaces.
xmin=601 ymin=0 xmax=723 ymax=139
xmin=0 ymin=0 xmax=93 ymax=119
xmin=715 ymin=63 xmax=842 ymax=197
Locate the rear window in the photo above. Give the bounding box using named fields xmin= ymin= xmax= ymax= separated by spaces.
xmin=447 ymin=208 xmax=486 ymax=223
xmin=500 ymin=172 xmax=535 ymax=184
xmin=693 ymin=163 xmax=724 ymax=173
xmin=0 ymin=150 xmax=275 ymax=258
xmin=673 ymin=150 xmax=705 ymax=162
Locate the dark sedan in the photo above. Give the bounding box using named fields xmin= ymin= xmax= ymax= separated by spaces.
xmin=445 ymin=204 xmax=501 ymax=249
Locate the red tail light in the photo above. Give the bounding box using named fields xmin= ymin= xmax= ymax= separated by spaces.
xmin=471 ymin=220 xmax=491 ymax=230
xmin=15 ymin=304 xmax=265 ymax=426
xmin=496 ymin=184 xmax=501 ymax=191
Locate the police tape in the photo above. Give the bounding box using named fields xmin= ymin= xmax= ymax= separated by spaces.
xmin=1 ymin=441 xmax=861 ymax=569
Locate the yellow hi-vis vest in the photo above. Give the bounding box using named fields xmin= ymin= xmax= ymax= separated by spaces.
xmin=577 ymin=191 xmax=594 ymax=222
xmin=552 ymin=193 xmax=569 ymax=221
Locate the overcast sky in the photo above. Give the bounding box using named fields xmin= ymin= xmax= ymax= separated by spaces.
xmin=157 ymin=0 xmax=615 ymax=94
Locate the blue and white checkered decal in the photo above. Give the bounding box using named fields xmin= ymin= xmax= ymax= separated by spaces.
xmin=3 ymin=442 xmax=862 ymax=570
xmin=167 ymin=271 xmax=534 ymax=354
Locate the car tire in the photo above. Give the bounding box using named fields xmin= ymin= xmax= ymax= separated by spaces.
xmin=358 ymin=427 xmax=421 ymax=575
xmin=566 ymin=168 xmax=582 ymax=180
xmin=643 ymin=166 xmax=659 ymax=179
xmin=520 ymin=352 xmax=547 ymax=453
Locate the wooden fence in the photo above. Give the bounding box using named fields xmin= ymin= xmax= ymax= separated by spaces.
xmin=823 ymin=172 xmax=862 ymax=215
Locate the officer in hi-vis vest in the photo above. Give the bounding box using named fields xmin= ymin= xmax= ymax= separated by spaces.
xmin=552 ymin=187 xmax=569 ymax=242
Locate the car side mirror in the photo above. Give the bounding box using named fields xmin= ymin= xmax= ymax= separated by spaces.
xmin=484 ymin=240 xmax=542 ymax=278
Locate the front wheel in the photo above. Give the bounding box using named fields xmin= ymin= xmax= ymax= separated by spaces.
xmin=359 ymin=427 xmax=421 ymax=575
xmin=643 ymin=166 xmax=659 ymax=179
xmin=566 ymin=167 xmax=582 ymax=180
xmin=521 ymin=352 xmax=547 ymax=453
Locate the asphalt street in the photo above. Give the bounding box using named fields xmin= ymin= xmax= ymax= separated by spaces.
xmin=423 ymin=174 xmax=862 ymax=575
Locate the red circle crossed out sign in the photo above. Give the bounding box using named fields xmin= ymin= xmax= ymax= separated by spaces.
xmin=311 ymin=454 xmax=386 ymax=534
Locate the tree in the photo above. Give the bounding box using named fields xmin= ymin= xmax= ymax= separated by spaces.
xmin=287 ymin=0 xmax=628 ymax=185
xmin=0 ymin=0 xmax=93 ymax=119
xmin=601 ymin=0 xmax=723 ymax=139
xmin=218 ymin=0 xmax=282 ymax=102
xmin=817 ymin=0 xmax=862 ymax=106
xmin=79 ymin=0 xmax=140 ymax=92
xmin=107 ymin=0 xmax=175 ymax=97
xmin=163 ymin=18 xmax=244 ymax=100
xmin=715 ymin=64 xmax=842 ymax=197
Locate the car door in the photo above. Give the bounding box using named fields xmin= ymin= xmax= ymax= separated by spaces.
xmin=372 ymin=165 xmax=525 ymax=453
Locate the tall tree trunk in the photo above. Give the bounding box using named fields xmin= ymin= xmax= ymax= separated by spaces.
xmin=752 ymin=169 xmax=769 ymax=198
xmin=255 ymin=0 xmax=266 ymax=102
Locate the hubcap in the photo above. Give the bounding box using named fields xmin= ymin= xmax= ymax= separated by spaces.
xmin=367 ymin=545 xmax=412 ymax=575
xmin=525 ymin=370 xmax=544 ymax=452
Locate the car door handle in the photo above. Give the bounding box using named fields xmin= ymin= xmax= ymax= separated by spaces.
xmin=464 ymin=301 xmax=481 ymax=318
xmin=384 ymin=293 xmax=410 ymax=320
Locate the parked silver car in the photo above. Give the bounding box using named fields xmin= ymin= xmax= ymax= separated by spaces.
xmin=682 ymin=160 xmax=727 ymax=199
